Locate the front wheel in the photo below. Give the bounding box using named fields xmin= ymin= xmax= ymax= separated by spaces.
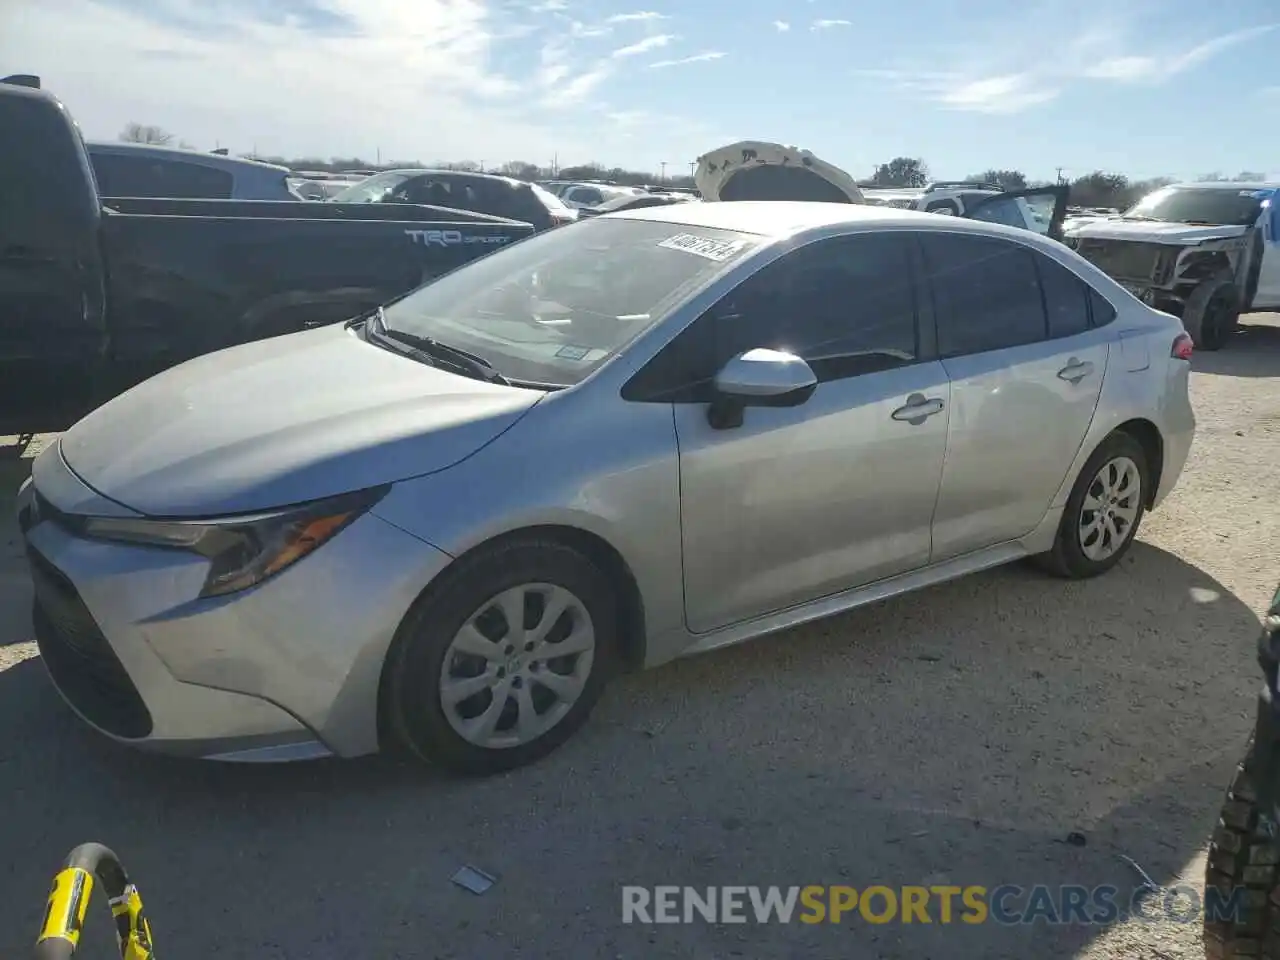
xmin=1183 ymin=274 xmax=1241 ymax=352
xmin=1034 ymin=431 xmax=1149 ymax=578
xmin=383 ymin=538 xmax=618 ymax=775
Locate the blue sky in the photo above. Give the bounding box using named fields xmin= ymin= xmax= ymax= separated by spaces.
xmin=4 ymin=0 xmax=1280 ymax=180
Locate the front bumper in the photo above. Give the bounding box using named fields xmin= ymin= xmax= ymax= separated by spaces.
xmin=16 ymin=446 xmax=453 ymax=761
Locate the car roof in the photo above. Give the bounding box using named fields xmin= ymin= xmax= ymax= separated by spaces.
xmin=611 ymin=200 xmax=1020 ymax=239
xmin=380 ymin=168 xmax=527 ymax=188
xmin=87 ymin=141 xmax=290 ymax=174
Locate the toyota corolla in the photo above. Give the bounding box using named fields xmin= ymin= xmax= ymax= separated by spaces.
xmin=17 ymin=201 xmax=1195 ymax=775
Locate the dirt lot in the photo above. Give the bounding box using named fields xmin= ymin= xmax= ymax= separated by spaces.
xmin=1 ymin=319 xmax=1279 ymax=959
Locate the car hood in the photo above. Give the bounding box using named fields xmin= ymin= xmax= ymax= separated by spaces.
xmin=694 ymin=140 xmax=865 ymax=204
xmin=59 ymin=325 xmax=544 ymax=517
xmin=1064 ymin=218 xmax=1250 ymax=245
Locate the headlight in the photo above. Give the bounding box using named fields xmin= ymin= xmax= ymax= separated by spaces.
xmin=80 ymin=486 xmax=389 ymax=598
xmin=1198 ymin=236 xmax=1247 ymax=252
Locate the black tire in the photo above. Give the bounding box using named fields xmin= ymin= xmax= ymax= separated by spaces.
xmin=383 ymin=538 xmax=618 ymax=776
xmin=1183 ymin=273 xmax=1241 ymax=352
xmin=1034 ymin=430 xmax=1149 ymax=579
xmin=1204 ymin=737 xmax=1280 ymax=959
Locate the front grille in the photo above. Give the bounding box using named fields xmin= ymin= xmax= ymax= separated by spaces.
xmin=27 ymin=545 xmax=153 ymax=739
xmin=1074 ymin=239 xmax=1172 ymax=283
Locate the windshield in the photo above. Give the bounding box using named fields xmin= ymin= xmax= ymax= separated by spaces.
xmin=380 ymin=217 xmax=759 ymax=387
xmin=1123 ymin=186 xmax=1272 ymax=226
xmin=329 ymin=170 xmax=413 ymax=203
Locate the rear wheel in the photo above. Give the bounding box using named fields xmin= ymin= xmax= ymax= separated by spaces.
xmin=1204 ymin=737 xmax=1280 ymax=959
xmin=1183 ymin=274 xmax=1241 ymax=352
xmin=1035 ymin=431 xmax=1148 ymax=578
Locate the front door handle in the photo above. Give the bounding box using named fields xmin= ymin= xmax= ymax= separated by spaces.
xmin=1057 ymin=358 xmax=1095 ymax=383
xmin=891 ymin=394 xmax=945 ymax=422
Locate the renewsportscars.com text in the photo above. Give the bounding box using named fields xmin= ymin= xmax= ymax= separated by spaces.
xmin=621 ymin=884 xmax=1244 ymax=926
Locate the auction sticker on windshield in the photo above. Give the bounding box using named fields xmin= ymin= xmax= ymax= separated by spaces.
xmin=658 ymin=233 xmax=750 ymax=262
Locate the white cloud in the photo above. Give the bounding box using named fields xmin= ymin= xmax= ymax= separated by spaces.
xmin=606 ymin=11 xmax=669 ymax=22
xmin=550 ymin=63 xmax=614 ymax=106
xmin=1081 ymin=24 xmax=1277 ymax=84
xmin=861 ymin=21 xmax=1276 ymax=115
xmin=526 ymin=0 xmax=567 ymax=10
xmin=938 ymin=74 xmax=1060 ymax=113
xmin=612 ymin=34 xmax=677 ymax=57
xmin=536 ymin=40 xmax=573 ymax=87
xmin=6 ymin=0 xmax=667 ymax=164
xmin=648 ymin=51 xmax=727 ymax=68
xmin=773 ymin=20 xmax=791 ymax=32
xmin=568 ymin=20 xmax=612 ymax=37
xmin=811 ymin=19 xmax=851 ymax=31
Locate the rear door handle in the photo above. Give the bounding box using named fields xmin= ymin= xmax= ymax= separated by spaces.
xmin=891 ymin=394 xmax=945 ymax=422
xmin=1057 ymin=358 xmax=1095 ymax=383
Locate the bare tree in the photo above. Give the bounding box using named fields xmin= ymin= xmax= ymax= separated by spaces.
xmin=119 ymin=122 xmax=175 ymax=145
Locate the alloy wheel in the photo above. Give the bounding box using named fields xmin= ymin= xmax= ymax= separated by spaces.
xmin=1078 ymin=456 xmax=1142 ymax=562
xmin=439 ymin=583 xmax=596 ymax=749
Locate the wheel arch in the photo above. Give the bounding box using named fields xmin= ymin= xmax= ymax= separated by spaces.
xmin=1053 ymin=417 xmax=1166 ymax=515
xmin=1112 ymin=417 xmax=1164 ymax=509
xmin=375 ymin=522 xmax=648 ymax=748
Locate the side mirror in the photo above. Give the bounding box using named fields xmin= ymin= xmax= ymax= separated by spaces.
xmin=708 ymin=348 xmax=817 ymax=429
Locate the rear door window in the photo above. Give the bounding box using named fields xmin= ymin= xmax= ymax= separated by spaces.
xmin=91 ymin=153 xmax=234 ymax=198
xmin=921 ymin=232 xmax=1048 ymax=357
xmin=1033 ymin=253 xmax=1092 ymax=338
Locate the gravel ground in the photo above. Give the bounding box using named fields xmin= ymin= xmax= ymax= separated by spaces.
xmin=1 ymin=318 xmax=1279 ymax=959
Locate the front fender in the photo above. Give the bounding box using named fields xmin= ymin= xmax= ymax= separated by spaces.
xmin=369 ymin=391 xmax=687 ymax=643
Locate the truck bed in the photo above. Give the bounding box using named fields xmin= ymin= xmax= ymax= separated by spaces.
xmin=96 ymin=202 xmax=534 ymax=396
xmin=99 ymin=196 xmax=525 ymax=224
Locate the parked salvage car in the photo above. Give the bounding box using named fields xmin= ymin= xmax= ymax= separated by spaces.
xmin=329 ymin=169 xmax=577 ymax=231
xmin=87 ymin=141 xmax=303 ymax=201
xmin=559 ymin=183 xmax=642 ymax=210
xmin=17 ymin=200 xmax=1195 ymax=775
xmin=1064 ymin=181 xmax=1280 ymax=350
xmin=576 ymin=191 xmax=694 ymax=218
xmin=0 ymin=77 xmax=535 ymax=436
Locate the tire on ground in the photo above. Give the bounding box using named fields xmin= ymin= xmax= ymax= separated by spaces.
xmin=1182 ymin=273 xmax=1241 ymax=352
xmin=1034 ymin=429 xmax=1149 ymax=579
xmin=382 ymin=536 xmax=619 ymax=776
xmin=1204 ymin=737 xmax=1280 ymax=959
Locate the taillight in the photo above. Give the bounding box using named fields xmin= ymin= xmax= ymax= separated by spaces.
xmin=1171 ymin=332 xmax=1194 ymax=361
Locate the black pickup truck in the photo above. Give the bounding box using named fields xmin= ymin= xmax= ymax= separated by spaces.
xmin=0 ymin=77 xmax=536 ymax=437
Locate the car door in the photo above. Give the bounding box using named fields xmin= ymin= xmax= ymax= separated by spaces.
xmin=1251 ymin=193 xmax=1280 ymax=309
xmin=652 ymin=232 xmax=951 ymax=634
xmin=920 ymin=231 xmax=1110 ymax=562
xmin=0 ymin=92 xmax=105 ymax=432
xmin=962 ymin=186 xmax=1070 ymax=241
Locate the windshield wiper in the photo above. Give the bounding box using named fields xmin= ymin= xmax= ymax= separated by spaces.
xmin=370 ymin=307 xmax=510 ymax=385
xmin=1121 ymin=214 xmax=1160 ymax=221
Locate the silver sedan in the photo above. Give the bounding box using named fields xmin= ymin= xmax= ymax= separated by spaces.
xmin=17 ymin=201 xmax=1196 ymax=774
